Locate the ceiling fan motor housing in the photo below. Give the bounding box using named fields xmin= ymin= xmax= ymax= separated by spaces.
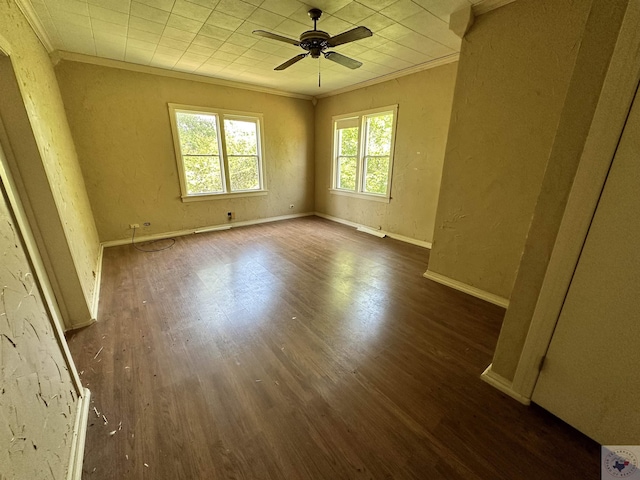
xmin=299 ymin=30 xmax=330 ymax=58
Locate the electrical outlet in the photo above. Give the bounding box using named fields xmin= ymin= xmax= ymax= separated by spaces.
xmin=227 ymin=211 xmax=235 ymax=220
xmin=129 ymin=223 xmax=139 ymax=229
xmin=289 ymin=204 xmax=294 ymax=209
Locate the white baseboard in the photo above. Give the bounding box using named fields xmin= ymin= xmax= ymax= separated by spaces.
xmin=423 ymin=270 xmax=509 ymax=308
xmin=356 ymin=226 xmax=386 ymax=238
xmin=387 ymin=231 xmax=432 ymax=249
xmin=101 ymin=212 xmax=432 ymax=252
xmin=90 ymin=245 xmax=103 ymax=321
xmin=194 ymin=225 xmax=231 ymax=234
xmin=66 ymin=317 xmax=96 ymax=331
xmin=314 ymin=212 xmax=432 ymax=249
xmin=67 ymin=387 xmax=91 ymax=480
xmin=313 ymin=211 xmax=364 ymax=228
xmin=480 ymin=364 xmax=530 ymax=405
xmin=101 ymin=212 xmax=314 ymax=247
xmin=230 ymin=212 xmax=313 ymax=228
xmin=103 ymin=227 xmax=198 ymax=247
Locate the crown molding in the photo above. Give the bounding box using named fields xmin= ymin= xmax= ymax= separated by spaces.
xmin=54 ymin=51 xmax=314 ymax=101
xmin=14 ymin=0 xmax=54 ymax=53
xmin=14 ymin=0 xmax=511 ymax=100
xmin=316 ymin=53 xmax=460 ymax=99
xmin=56 ymin=50 xmax=458 ymax=102
xmin=472 ymin=0 xmax=517 ymax=16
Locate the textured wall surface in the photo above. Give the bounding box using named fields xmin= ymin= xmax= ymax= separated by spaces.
xmin=315 ymin=63 xmax=457 ymax=244
xmin=491 ymin=0 xmax=628 ymax=380
xmin=0 ymin=0 xmax=101 ymax=326
xmin=428 ymin=0 xmax=592 ymax=299
xmin=0 ymin=185 xmax=78 ymax=479
xmin=55 ymin=61 xmax=315 ymax=242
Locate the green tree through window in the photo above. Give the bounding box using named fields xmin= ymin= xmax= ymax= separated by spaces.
xmin=363 ymin=114 xmax=392 ymax=194
xmin=171 ymin=106 xmax=264 ymax=198
xmin=176 ymin=112 xmax=223 ymax=194
xmin=224 ymin=119 xmax=260 ymax=191
xmin=333 ymin=107 xmax=396 ymax=198
xmin=337 ymin=126 xmax=358 ymax=190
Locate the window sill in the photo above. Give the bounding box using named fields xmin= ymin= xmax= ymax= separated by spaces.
xmin=181 ymin=190 xmax=268 ymax=202
xmin=329 ymin=189 xmax=391 ymax=204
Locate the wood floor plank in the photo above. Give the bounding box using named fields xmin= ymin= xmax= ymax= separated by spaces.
xmin=67 ymin=217 xmax=599 ymax=479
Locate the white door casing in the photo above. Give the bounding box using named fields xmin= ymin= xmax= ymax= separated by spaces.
xmin=530 ymin=85 xmax=640 ymax=445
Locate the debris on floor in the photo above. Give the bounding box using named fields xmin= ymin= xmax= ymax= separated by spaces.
xmin=93 ymin=346 xmax=104 ymax=360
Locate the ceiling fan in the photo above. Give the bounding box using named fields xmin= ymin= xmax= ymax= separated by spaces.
xmin=252 ymin=8 xmax=373 ymax=71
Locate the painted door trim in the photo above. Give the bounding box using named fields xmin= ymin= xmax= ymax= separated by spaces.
xmin=510 ymin=1 xmax=640 ymax=399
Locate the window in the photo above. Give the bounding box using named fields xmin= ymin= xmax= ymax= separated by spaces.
xmin=169 ymin=104 xmax=265 ymax=201
xmin=332 ymin=105 xmax=398 ymax=201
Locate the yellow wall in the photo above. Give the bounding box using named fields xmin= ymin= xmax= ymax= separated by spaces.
xmin=491 ymin=0 xmax=629 ymax=380
xmin=55 ymin=61 xmax=315 ymax=242
xmin=530 ymin=72 xmax=640 ymax=444
xmin=0 ymin=1 xmax=94 ymax=474
xmin=314 ymin=63 xmax=457 ymax=244
xmin=427 ymin=0 xmax=592 ymax=299
xmin=0 ymin=0 xmax=101 ymax=328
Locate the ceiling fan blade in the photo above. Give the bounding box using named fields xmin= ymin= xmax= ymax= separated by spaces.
xmin=327 ymin=26 xmax=372 ymax=47
xmin=275 ymin=53 xmax=308 ymax=71
xmin=323 ymin=52 xmax=363 ymax=69
xmin=252 ymin=30 xmax=300 ymax=46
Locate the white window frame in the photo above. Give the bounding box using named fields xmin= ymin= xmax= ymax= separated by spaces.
xmin=330 ymin=105 xmax=398 ymax=203
xmin=168 ymin=103 xmax=267 ymax=202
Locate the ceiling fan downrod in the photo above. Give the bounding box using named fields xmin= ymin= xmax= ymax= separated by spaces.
xmin=309 ymin=8 xmax=322 ymax=31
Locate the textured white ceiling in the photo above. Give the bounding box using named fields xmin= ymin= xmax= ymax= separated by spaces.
xmin=27 ymin=0 xmax=483 ymax=95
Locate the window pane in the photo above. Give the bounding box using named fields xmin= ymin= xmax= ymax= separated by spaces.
xmin=184 ymin=155 xmax=223 ymax=194
xmin=338 ymin=156 xmax=357 ymax=190
xmin=176 ymin=112 xmax=219 ymax=155
xmin=336 ymin=126 xmax=358 ymax=191
xmin=338 ymin=127 xmax=358 ymax=156
xmin=363 ymin=156 xmax=389 ymax=194
xmin=365 ymin=114 xmax=392 ymax=156
xmin=224 ymin=119 xmax=258 ymax=155
xmin=229 ymin=156 xmax=259 ymax=191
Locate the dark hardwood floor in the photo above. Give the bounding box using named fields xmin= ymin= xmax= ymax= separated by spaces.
xmin=67 ymin=216 xmax=599 ymax=479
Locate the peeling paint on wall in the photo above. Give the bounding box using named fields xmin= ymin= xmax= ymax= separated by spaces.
xmin=0 ymin=187 xmax=77 ymax=479
xmin=0 ymin=0 xmax=102 ymax=327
